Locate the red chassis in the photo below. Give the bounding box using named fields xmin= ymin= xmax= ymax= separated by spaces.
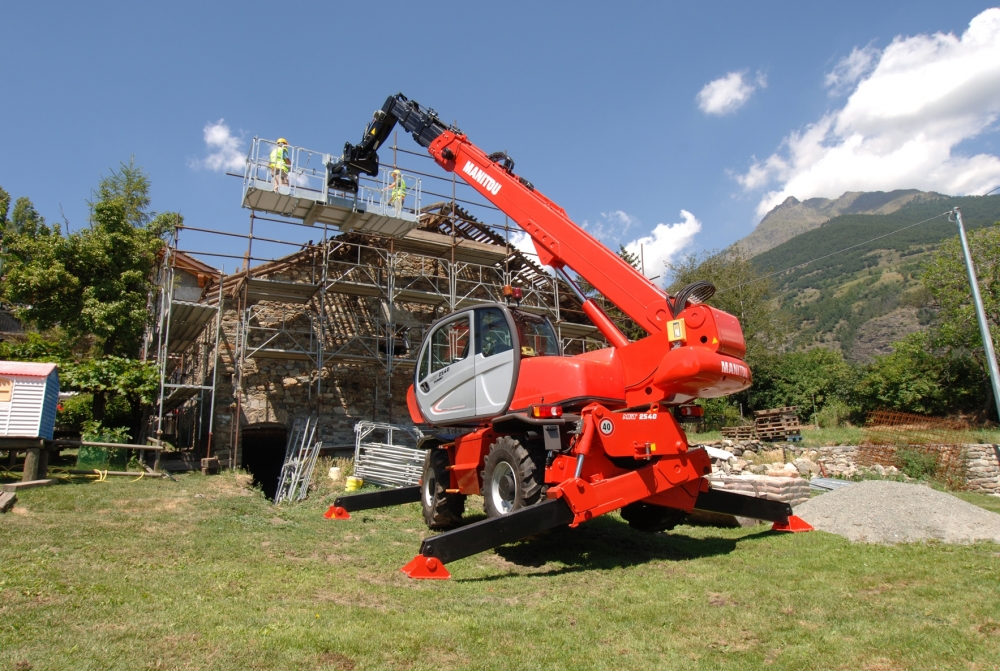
xmin=323 ymin=94 xmax=811 ymax=580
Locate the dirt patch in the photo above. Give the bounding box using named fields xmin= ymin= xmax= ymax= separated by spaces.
xmin=318 ymin=651 xmax=356 ymax=670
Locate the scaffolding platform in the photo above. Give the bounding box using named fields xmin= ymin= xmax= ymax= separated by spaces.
xmin=245 ymin=278 xmax=319 ymax=304
xmin=242 ymin=138 xmax=423 ymax=238
xmin=161 ymin=383 xmax=213 ymax=412
xmin=167 ymin=301 xmax=218 ymax=353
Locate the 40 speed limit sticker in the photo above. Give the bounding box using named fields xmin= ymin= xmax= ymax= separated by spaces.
xmin=598 ymin=418 xmax=615 ymax=436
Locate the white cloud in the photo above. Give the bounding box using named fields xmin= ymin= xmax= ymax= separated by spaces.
xmin=191 ymin=120 xmax=245 ymax=172
xmin=825 ymin=44 xmax=879 ymax=96
xmin=739 ymin=8 xmax=1000 ymax=218
xmin=508 ymin=208 xmax=700 ymax=281
xmin=623 ymin=210 xmax=702 ymax=279
xmin=697 ymin=71 xmax=766 ymax=116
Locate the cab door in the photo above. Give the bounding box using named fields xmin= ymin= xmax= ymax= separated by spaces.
xmin=474 ymin=307 xmax=517 ymax=416
xmin=414 ymin=312 xmax=477 ymax=424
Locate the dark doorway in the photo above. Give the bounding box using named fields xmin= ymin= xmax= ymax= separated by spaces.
xmin=241 ymin=424 xmax=287 ymax=500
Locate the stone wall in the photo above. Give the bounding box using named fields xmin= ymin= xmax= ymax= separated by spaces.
xmin=706 ymin=440 xmax=1000 ymax=495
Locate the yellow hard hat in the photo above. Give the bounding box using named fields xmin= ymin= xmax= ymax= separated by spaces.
xmin=277 ymin=138 xmax=288 ymax=145
xmin=392 ymin=169 xmax=401 ymax=176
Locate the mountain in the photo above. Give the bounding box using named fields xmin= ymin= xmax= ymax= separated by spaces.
xmin=751 ymin=194 xmax=1000 ymax=362
xmin=739 ymin=190 xmax=948 ymax=256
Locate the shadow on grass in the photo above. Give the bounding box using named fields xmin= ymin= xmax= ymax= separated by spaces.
xmin=458 ymin=516 xmax=775 ymax=581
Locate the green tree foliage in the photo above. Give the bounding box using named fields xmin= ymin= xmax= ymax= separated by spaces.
xmin=1 ymin=163 xmax=175 ymax=357
xmin=852 ymin=331 xmax=984 ymax=416
xmin=921 ymin=223 xmax=1000 ymax=374
xmin=0 ymin=162 xmax=179 ymax=430
xmin=0 ymin=186 xmax=10 ymax=231
xmin=746 ymin=347 xmax=856 ymax=422
xmin=668 ymin=245 xmax=786 ymax=364
xmin=10 ymin=197 xmax=46 ymax=236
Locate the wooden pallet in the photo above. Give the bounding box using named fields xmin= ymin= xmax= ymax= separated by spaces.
xmin=753 ymin=406 xmax=799 ymax=417
xmin=721 ymin=425 xmax=756 ymax=440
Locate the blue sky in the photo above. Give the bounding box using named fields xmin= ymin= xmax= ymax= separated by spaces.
xmin=3 ymin=1 xmax=999 ymax=279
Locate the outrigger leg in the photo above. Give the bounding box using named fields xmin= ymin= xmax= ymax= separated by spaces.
xmin=693 ymin=488 xmax=814 ymax=532
xmin=401 ymin=499 xmax=576 ymax=580
xmin=323 ymin=485 xmax=422 ymax=520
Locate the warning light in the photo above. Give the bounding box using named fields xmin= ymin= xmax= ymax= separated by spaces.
xmin=666 ymin=318 xmax=687 ymax=344
xmin=531 ymin=404 xmax=563 ymax=419
xmin=512 ymin=287 xmax=523 ymax=300
xmin=502 ymin=285 xmax=514 ymax=297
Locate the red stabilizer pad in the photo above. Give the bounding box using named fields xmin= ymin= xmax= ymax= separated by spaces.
xmin=772 ymin=515 xmax=814 ymax=532
xmin=324 ymin=506 xmax=351 ymax=520
xmin=400 ymin=555 xmax=451 ymax=580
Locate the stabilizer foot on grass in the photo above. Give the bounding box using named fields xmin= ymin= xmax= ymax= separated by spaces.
xmin=324 ymin=505 xmax=350 ymax=520
xmin=401 ymin=555 xmax=451 ymax=580
xmin=772 ymin=514 xmax=814 ymax=532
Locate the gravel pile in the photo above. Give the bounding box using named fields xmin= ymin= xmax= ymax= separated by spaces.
xmin=794 ymin=480 xmax=1000 ymax=544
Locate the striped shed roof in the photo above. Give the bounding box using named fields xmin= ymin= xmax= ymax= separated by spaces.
xmin=0 ymin=361 xmax=58 ymax=377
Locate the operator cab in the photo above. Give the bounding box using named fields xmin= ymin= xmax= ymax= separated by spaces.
xmin=413 ymin=304 xmax=560 ymax=425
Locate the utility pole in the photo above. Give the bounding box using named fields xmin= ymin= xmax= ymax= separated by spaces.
xmin=954 ymin=207 xmax=1000 ymax=421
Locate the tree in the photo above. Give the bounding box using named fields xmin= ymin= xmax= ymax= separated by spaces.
xmin=11 ymin=197 xmax=46 ymax=236
xmin=0 ymin=186 xmax=10 ymax=232
xmin=853 ymin=331 xmax=984 ymax=416
xmin=921 ymin=223 xmax=1000 ymax=416
xmin=668 ymin=245 xmax=787 ymax=365
xmin=747 ymin=347 xmax=856 ymax=421
xmin=0 ymin=162 xmax=179 ymax=429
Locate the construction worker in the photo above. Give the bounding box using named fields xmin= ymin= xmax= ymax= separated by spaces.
xmin=269 ymin=138 xmax=291 ymax=191
xmin=388 ymin=169 xmax=407 ymax=216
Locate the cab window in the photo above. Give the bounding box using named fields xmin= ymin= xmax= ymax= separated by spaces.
xmin=418 ymin=343 xmax=430 ymax=381
xmin=513 ymin=313 xmax=559 ymax=357
xmin=430 ymin=316 xmax=471 ymax=373
xmin=476 ymin=308 xmax=513 ymax=358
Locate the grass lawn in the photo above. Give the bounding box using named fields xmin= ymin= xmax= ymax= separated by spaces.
xmin=3 ymin=471 xmax=1000 ymax=670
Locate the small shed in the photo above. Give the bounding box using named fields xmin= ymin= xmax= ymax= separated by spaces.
xmin=0 ymin=362 xmax=60 ymax=440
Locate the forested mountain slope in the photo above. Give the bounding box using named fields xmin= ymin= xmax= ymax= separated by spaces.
xmin=751 ymin=195 xmax=1000 ymax=361
xmin=740 ymin=190 xmax=947 ymax=256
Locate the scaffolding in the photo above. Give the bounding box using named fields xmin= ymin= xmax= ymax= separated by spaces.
xmin=145 ymin=246 xmax=224 ymax=459
xmin=148 ymin=133 xmax=608 ymax=470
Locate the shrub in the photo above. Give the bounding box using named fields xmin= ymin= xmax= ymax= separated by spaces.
xmin=896 ymin=448 xmax=938 ymax=480
xmin=816 ymin=400 xmax=852 ymax=428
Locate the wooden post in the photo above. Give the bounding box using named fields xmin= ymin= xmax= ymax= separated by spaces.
xmin=37 ymin=449 xmax=49 ymax=479
xmin=7 ymin=449 xmax=15 ymax=469
xmin=22 ymin=448 xmax=40 ymax=482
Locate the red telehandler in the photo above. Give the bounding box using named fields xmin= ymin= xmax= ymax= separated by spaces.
xmin=324 ymin=94 xmax=811 ymax=579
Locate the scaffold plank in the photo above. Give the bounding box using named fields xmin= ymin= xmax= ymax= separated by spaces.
xmin=168 ymin=301 xmax=217 ymax=353
xmin=246 ymin=349 xmax=315 ymax=361
xmin=162 ymin=386 xmax=201 ymax=412
xmin=246 ymin=278 xmax=319 ymax=304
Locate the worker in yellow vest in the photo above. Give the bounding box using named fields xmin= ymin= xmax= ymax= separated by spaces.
xmin=269 ymin=138 xmax=290 ymax=191
xmin=388 ymin=169 xmax=407 ymax=216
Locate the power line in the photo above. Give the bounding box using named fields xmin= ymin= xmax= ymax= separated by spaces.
xmin=716 ymin=210 xmax=953 ymax=295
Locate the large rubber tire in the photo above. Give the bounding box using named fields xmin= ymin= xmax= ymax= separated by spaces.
xmin=620 ymin=503 xmax=688 ymax=533
xmin=421 ymin=448 xmax=465 ymax=529
xmin=481 ymin=436 xmax=544 ymax=518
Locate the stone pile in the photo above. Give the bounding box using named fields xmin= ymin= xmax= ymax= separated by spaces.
xmin=694 ymin=439 xmax=1000 ymax=495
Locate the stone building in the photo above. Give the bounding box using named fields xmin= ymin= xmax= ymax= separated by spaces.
xmin=151 ymin=202 xmax=601 ymax=492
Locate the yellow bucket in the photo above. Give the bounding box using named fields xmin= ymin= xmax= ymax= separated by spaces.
xmin=345 ymin=476 xmax=363 ymax=492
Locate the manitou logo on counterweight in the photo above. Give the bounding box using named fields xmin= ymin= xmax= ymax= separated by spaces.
xmin=462 ymin=161 xmax=502 ymax=195
xmin=721 ymin=360 xmax=748 ymax=378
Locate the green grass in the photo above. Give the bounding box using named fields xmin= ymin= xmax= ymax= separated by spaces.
xmin=3 ymin=470 xmax=1000 ymax=670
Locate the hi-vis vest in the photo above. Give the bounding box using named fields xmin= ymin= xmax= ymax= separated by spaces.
xmin=391 ymin=177 xmax=407 ymax=201
xmin=269 ymin=146 xmax=289 ymax=173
